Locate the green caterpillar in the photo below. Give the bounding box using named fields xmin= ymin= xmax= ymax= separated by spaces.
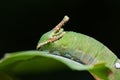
xmin=37 ymin=16 xmax=120 ymax=80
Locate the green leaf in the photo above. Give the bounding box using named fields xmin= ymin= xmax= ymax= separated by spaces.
xmin=0 ymin=50 xmax=111 ymax=80
xmin=0 ymin=51 xmax=93 ymax=75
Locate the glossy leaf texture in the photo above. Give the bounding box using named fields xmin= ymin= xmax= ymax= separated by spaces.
xmin=0 ymin=51 xmax=113 ymax=80
xmin=0 ymin=51 xmax=95 ymax=80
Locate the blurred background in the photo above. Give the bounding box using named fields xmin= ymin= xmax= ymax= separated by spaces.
xmin=0 ymin=0 xmax=120 ymax=80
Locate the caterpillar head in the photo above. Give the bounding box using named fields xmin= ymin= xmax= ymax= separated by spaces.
xmin=37 ymin=16 xmax=69 ymax=50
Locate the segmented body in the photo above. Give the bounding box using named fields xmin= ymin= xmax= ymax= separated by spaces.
xmin=38 ymin=15 xmax=120 ymax=79
xmin=39 ymin=31 xmax=118 ymax=69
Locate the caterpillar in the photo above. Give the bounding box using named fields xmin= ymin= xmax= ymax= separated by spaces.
xmin=37 ymin=16 xmax=120 ymax=80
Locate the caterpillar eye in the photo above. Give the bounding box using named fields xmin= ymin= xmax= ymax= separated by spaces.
xmin=115 ymin=62 xmax=120 ymax=69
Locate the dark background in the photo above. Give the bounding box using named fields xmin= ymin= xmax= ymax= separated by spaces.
xmin=0 ymin=0 xmax=120 ymax=80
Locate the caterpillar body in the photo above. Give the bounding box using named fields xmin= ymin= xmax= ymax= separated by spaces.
xmin=37 ymin=16 xmax=120 ymax=80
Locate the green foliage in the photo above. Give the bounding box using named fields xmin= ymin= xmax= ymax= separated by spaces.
xmin=0 ymin=16 xmax=120 ymax=80
xmin=0 ymin=51 xmax=93 ymax=80
xmin=0 ymin=51 xmax=115 ymax=80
